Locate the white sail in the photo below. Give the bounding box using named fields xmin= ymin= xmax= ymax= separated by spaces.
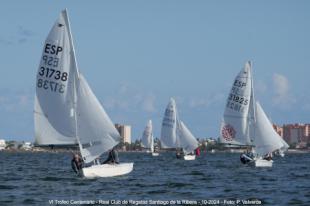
xmin=220 ymin=61 xmax=253 ymax=146
xmin=141 ymin=120 xmax=152 ymax=149
xmin=77 ymin=75 xmax=120 ymax=163
xmin=34 ymin=10 xmax=78 ymax=145
xmin=177 ymin=121 xmax=199 ymax=154
xmin=150 ymin=135 xmax=154 ymax=153
xmin=253 ymin=102 xmax=284 ymax=156
xmin=160 ymin=98 xmax=177 ymax=148
xmin=280 ymin=138 xmax=289 ymax=151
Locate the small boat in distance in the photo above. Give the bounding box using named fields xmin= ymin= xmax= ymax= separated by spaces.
xmin=220 ymin=61 xmax=288 ymax=167
xmin=160 ymin=98 xmax=199 ymax=160
xmin=34 ymin=9 xmax=133 ymax=178
xmin=141 ymin=120 xmax=159 ymax=156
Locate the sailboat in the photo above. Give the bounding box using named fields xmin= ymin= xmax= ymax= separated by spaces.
xmin=34 ymin=9 xmax=133 ymax=178
xmin=160 ymin=98 xmax=198 ymax=160
xmin=220 ymin=61 xmax=288 ymax=167
xmin=141 ymin=120 xmax=159 ymax=156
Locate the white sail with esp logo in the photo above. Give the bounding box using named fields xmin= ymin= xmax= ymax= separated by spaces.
xmin=35 ymin=10 xmax=78 ymax=146
xmin=220 ymin=61 xmax=253 ymax=146
xmin=35 ymin=10 xmax=133 ymax=177
xmin=220 ymin=61 xmax=289 ymax=166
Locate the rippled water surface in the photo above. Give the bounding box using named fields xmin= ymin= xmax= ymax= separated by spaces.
xmin=0 ymin=151 xmax=309 ymax=205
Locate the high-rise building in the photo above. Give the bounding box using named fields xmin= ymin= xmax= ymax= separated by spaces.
xmin=115 ymin=124 xmax=131 ymax=144
xmin=272 ymin=123 xmax=310 ymax=146
xmin=273 ymin=124 xmax=283 ymax=137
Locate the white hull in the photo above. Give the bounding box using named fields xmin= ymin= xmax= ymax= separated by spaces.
xmin=146 ymin=150 xmax=151 ymax=153
xmin=82 ymin=163 xmax=133 ymax=178
xmin=253 ymin=158 xmax=273 ymax=167
xmin=152 ymin=152 xmax=159 ymax=156
xmin=183 ymin=155 xmax=196 ymax=160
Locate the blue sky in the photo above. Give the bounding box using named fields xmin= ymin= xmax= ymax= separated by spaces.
xmin=0 ymin=1 xmax=309 ymax=142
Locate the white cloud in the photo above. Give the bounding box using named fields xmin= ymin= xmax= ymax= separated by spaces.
xmin=142 ymin=94 xmax=156 ymax=113
xmin=255 ymin=80 xmax=267 ymax=94
xmin=189 ymin=98 xmax=209 ymax=108
xmin=272 ymin=73 xmax=296 ymax=108
xmin=102 ymin=84 xmax=156 ymax=113
xmin=0 ymin=90 xmax=33 ymax=113
xmin=188 ymin=93 xmax=225 ymax=109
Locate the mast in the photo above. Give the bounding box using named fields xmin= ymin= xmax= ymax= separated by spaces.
xmin=63 ymin=9 xmax=83 ymax=154
xmin=249 ymin=61 xmax=256 ymax=146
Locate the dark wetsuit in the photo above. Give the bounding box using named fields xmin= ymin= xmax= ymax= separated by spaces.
xmin=71 ymin=157 xmax=83 ymax=174
xmin=102 ymin=149 xmax=119 ymax=164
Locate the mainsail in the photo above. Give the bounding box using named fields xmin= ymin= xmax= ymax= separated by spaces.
xmin=160 ymin=98 xmax=177 ymax=148
xmin=35 ymin=10 xmax=78 ymax=145
xmin=220 ymin=61 xmax=253 ymax=146
xmin=141 ymin=120 xmax=152 ymax=149
xmin=35 ymin=10 xmax=120 ymax=163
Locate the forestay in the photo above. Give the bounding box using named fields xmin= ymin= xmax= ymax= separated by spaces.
xmin=160 ymin=98 xmax=177 ymax=148
xmin=220 ymin=61 xmax=253 ymax=146
xmin=35 ymin=10 xmax=78 ymax=145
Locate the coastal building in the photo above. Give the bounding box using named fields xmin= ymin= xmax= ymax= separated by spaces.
xmin=282 ymin=124 xmax=310 ymax=145
xmin=273 ymin=124 xmax=283 ymax=137
xmin=0 ymin=139 xmax=6 ymax=150
xmin=273 ymin=123 xmax=310 ymax=147
xmin=115 ymin=124 xmax=131 ymax=144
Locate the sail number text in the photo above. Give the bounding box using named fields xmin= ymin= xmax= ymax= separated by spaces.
xmin=37 ymin=79 xmax=65 ymax=93
xmin=37 ymin=44 xmax=68 ymax=93
xmin=38 ymin=67 xmax=68 ymax=81
xmin=226 ymin=80 xmax=249 ymax=112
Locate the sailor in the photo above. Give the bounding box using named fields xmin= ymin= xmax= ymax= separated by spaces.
xmin=195 ymin=147 xmax=201 ymax=156
xmin=102 ymin=147 xmax=119 ymax=164
xmin=263 ymin=153 xmax=272 ymax=161
xmin=71 ymin=153 xmax=83 ymax=174
xmin=240 ymin=151 xmax=253 ymax=164
xmin=176 ymin=148 xmax=183 ymax=159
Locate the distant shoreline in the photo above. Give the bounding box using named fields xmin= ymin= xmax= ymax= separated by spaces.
xmin=1 ymin=148 xmax=309 ymax=154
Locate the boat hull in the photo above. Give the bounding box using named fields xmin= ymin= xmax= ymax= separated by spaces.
xmin=152 ymin=152 xmax=159 ymax=156
xmin=82 ymin=163 xmax=133 ymax=178
xmin=183 ymin=155 xmax=196 ymax=160
xmin=253 ymin=159 xmax=273 ymax=167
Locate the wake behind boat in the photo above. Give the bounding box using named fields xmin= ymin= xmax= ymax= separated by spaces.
xmin=34 ymin=9 xmax=133 ymax=178
xmin=220 ymin=61 xmax=288 ymax=167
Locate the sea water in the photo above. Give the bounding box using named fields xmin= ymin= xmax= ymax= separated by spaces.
xmin=0 ymin=151 xmax=309 ymax=206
